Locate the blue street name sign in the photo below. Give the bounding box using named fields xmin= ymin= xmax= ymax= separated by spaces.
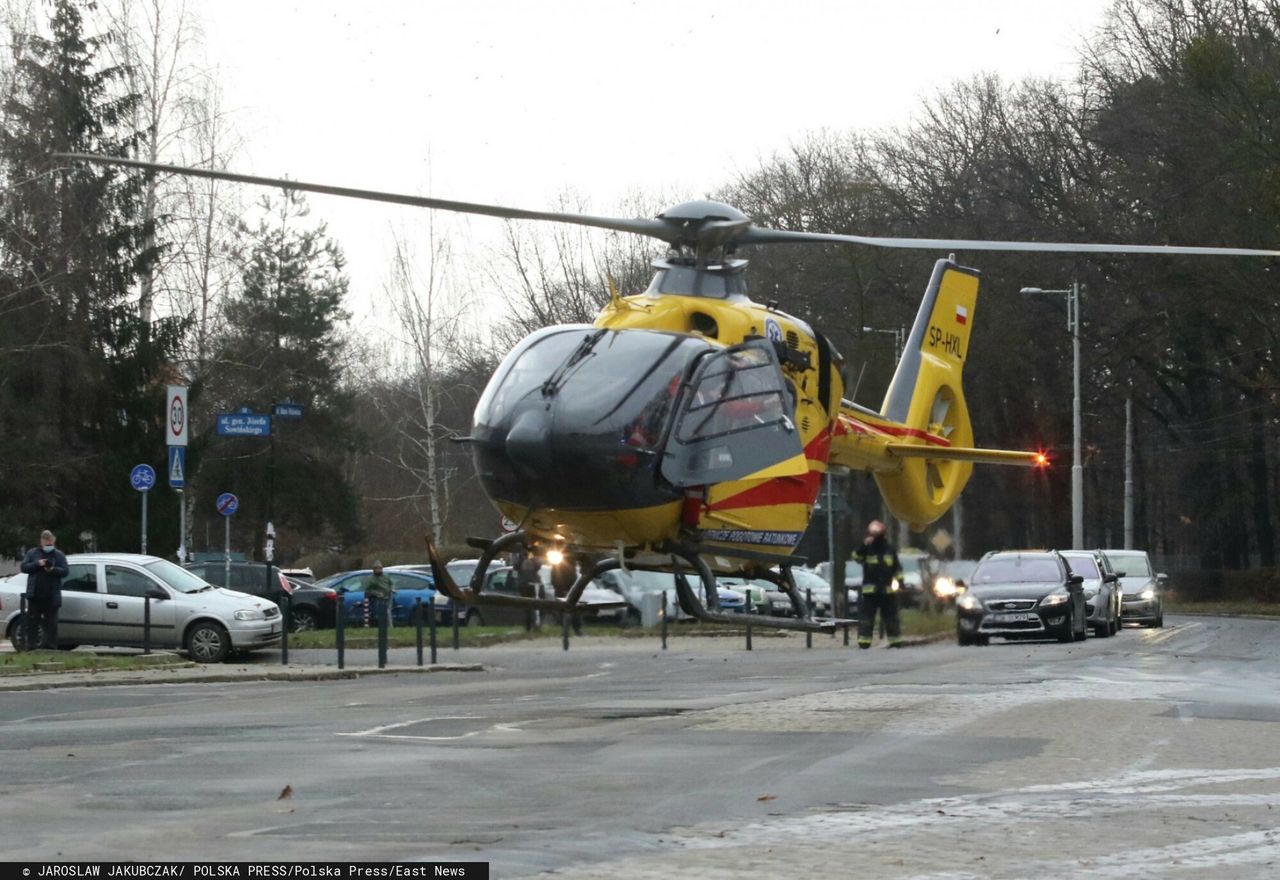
xmin=273 ymin=402 xmax=304 ymax=419
xmin=168 ymin=446 xmax=186 ymax=489
xmin=130 ymin=463 xmax=156 ymax=492
xmin=216 ymin=492 xmax=239 ymax=517
xmin=216 ymin=412 xmax=271 ymax=436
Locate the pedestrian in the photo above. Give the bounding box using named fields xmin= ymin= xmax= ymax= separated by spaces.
xmin=362 ymin=561 xmax=395 ymax=630
xmin=853 ymin=520 xmax=904 ymax=649
xmin=20 ymin=530 xmax=68 ymax=650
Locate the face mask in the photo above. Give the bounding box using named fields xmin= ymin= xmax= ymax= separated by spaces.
xmin=41 ymin=544 xmax=54 ymax=553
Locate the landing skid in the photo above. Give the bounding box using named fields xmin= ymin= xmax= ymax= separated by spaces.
xmin=425 ymin=533 xmax=851 ymax=634
xmin=664 ymin=542 xmax=851 ymax=634
xmin=426 ymin=531 xmax=625 ymax=615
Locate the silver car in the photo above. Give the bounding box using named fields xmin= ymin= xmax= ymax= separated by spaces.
xmin=1101 ymin=549 xmax=1166 ymax=628
xmin=1061 ymin=550 xmax=1122 ymax=637
xmin=1 ymin=553 xmax=283 ymax=662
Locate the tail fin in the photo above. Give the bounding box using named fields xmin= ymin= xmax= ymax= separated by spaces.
xmin=875 ymin=259 xmax=979 ymax=528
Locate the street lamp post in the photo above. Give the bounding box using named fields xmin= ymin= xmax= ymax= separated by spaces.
xmin=862 ymin=325 xmax=907 ymax=546
xmin=1020 ymin=282 xmax=1083 ymax=550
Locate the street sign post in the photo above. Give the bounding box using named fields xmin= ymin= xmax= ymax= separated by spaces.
xmin=217 ymin=492 xmax=238 ymax=585
xmin=131 ymin=464 xmax=156 ymax=554
xmin=216 ymin=412 xmax=271 ymax=436
xmin=166 ymin=386 xmax=189 ymax=561
xmin=273 ymin=402 xmax=304 ymax=420
xmin=166 ymin=385 xmax=188 ymax=446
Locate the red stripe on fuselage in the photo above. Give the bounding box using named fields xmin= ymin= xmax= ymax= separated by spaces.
xmin=707 ymin=430 xmax=830 ymax=512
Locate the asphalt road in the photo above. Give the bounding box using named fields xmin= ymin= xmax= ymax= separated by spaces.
xmin=3 ymin=616 xmax=1280 ymax=878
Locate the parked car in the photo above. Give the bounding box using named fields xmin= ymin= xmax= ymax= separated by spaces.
xmin=280 ymin=567 xmax=314 ymax=583
xmin=595 ymin=568 xmax=746 ymax=626
xmin=1061 ymin=550 xmax=1122 ymax=637
xmin=1 ymin=553 xmax=282 ymax=662
xmin=313 ymin=569 xmax=437 ymax=626
xmin=1101 ymin=549 xmax=1166 ymax=628
xmin=956 ymin=550 xmax=1088 ymax=645
xmin=184 ymin=560 xmax=337 ymax=631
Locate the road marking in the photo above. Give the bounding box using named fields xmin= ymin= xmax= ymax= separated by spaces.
xmin=336 ymin=715 xmax=485 ymax=741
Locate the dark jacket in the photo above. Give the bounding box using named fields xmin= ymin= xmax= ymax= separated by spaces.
xmin=21 ymin=546 xmax=69 ymax=606
xmin=853 ymin=538 xmax=902 ymax=592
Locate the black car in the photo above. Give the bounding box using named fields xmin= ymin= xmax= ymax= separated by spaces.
xmin=956 ymin=551 xmax=1087 ymax=645
xmin=184 ymin=560 xmax=337 ymax=631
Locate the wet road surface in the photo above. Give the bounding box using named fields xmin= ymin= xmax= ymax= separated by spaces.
xmin=2 ymin=616 xmax=1279 ymax=877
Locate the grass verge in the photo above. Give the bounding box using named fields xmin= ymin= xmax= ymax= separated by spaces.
xmin=0 ymin=651 xmax=192 ymax=675
xmin=1165 ymin=600 xmax=1280 ymax=617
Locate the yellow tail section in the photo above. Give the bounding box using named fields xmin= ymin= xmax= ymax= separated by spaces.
xmin=873 ymin=259 xmax=980 ymax=529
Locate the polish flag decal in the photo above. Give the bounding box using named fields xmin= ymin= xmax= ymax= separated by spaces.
xmin=955 ymin=304 xmax=968 ymax=325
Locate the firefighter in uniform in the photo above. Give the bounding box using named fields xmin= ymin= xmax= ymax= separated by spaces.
xmin=853 ymin=520 xmax=904 ymax=649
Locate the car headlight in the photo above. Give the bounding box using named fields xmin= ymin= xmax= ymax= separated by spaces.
xmin=889 ymin=578 xmax=900 ymax=592
xmin=1040 ymin=592 xmax=1070 ymax=607
xmin=957 ymin=593 xmax=983 ymax=611
xmin=1139 ymin=588 xmax=1155 ymax=600
xmin=234 ymin=608 xmax=266 ymax=621
xmin=933 ymin=577 xmax=957 ymax=597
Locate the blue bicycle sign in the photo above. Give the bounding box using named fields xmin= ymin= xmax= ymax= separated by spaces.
xmin=130 ymin=463 xmax=156 ymax=492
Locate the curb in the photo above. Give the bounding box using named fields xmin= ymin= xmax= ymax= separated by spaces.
xmin=0 ymin=663 xmax=485 ymax=692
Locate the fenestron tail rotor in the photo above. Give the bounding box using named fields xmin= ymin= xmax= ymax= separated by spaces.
xmin=53 ymin=153 xmax=1280 ymax=258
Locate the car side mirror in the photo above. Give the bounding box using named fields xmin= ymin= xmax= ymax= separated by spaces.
xmin=1068 ymin=574 xmax=1084 ymax=587
xmin=1115 ymin=571 xmax=1127 ymax=578
xmin=146 ymin=587 xmax=169 ymax=601
xmin=1104 ymin=573 xmax=1118 ymax=584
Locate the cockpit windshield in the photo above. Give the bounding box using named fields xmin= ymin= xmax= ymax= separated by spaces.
xmin=472 ymin=327 xmax=712 ymax=510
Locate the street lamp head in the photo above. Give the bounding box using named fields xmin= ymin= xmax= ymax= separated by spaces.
xmin=1019 ymin=287 xmax=1043 ymax=295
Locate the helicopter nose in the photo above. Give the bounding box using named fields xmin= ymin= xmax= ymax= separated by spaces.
xmin=505 ymin=407 xmax=553 ymax=478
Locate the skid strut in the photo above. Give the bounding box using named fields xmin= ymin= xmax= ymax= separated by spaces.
xmin=425 ymin=533 xmax=626 ymax=615
xmin=664 ymin=543 xmax=852 ymax=633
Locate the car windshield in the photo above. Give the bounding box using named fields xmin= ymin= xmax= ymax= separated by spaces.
xmin=145 ymin=559 xmax=213 ymax=594
xmin=972 ymin=556 xmax=1061 ymax=584
xmin=1062 ymin=555 xmax=1101 ymax=579
xmin=1107 ymin=553 xmax=1152 ymax=577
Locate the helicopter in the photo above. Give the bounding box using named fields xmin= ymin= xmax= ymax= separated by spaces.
xmin=58 ymin=153 xmax=1280 ymax=632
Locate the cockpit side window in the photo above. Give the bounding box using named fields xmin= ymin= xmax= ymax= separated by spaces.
xmin=662 ymin=340 xmax=803 ymax=487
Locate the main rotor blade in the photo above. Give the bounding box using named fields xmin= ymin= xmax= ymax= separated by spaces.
xmin=740 ymin=227 xmax=1280 ymax=257
xmin=54 ymin=153 xmax=677 ymax=243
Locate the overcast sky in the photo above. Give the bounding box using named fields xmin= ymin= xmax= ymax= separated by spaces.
xmin=190 ymin=0 xmax=1116 ymax=334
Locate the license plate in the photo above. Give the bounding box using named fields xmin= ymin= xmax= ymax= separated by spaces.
xmin=988 ymin=612 xmax=1037 ymax=623
xmin=271 ymin=624 xmax=280 ymax=635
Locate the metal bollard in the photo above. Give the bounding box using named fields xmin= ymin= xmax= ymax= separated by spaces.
xmin=377 ymin=601 xmax=389 ymax=669
xmin=806 ymin=589 xmax=813 ymax=649
xmin=143 ymin=594 xmax=152 ymax=655
xmin=661 ymin=590 xmax=668 ymax=650
xmin=281 ymin=593 xmax=290 ymax=665
xmin=745 ymin=591 xmax=753 ymax=651
xmin=336 ymin=591 xmax=346 ymax=670
xmin=844 ymin=622 xmax=850 ymax=647
xmin=18 ymin=595 xmax=27 ymax=651
xmin=415 ymin=598 xmax=424 ymax=667
xmin=452 ymin=603 xmax=461 ymax=651
xmin=429 ymin=600 xmax=438 ymax=665
xmin=562 ymin=613 xmax=570 ymax=651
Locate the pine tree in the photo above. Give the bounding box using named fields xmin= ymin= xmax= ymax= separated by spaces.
xmin=0 ymin=0 xmax=180 ymax=553
xmin=199 ymin=191 xmax=361 ymax=555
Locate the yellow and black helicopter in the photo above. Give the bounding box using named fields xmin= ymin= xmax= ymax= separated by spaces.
xmin=60 ymin=153 xmax=1280 ymax=631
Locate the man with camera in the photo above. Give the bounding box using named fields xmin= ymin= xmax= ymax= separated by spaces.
xmin=19 ymin=529 xmax=69 ymax=650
